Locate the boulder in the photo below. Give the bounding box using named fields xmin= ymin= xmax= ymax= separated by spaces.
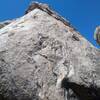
xmin=0 ymin=2 xmax=100 ymax=100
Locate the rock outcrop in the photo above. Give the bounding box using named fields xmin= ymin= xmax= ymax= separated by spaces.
xmin=0 ymin=20 xmax=13 ymax=29
xmin=0 ymin=2 xmax=100 ymax=100
xmin=94 ymin=26 xmax=100 ymax=45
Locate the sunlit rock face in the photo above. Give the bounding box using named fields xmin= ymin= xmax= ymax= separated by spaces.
xmin=0 ymin=2 xmax=100 ymax=100
xmin=94 ymin=26 xmax=100 ymax=45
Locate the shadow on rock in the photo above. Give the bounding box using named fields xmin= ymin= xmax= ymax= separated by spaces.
xmin=61 ymin=78 xmax=100 ymax=100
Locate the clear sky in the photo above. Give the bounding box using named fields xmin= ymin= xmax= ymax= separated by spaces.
xmin=0 ymin=0 xmax=100 ymax=48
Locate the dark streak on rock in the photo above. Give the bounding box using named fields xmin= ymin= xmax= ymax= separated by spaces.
xmin=72 ymin=34 xmax=80 ymax=41
xmin=61 ymin=78 xmax=100 ymax=100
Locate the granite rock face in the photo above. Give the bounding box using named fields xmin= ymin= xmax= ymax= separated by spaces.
xmin=94 ymin=26 xmax=100 ymax=45
xmin=0 ymin=2 xmax=100 ymax=100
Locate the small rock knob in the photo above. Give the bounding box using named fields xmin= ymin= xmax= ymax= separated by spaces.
xmin=94 ymin=26 xmax=100 ymax=45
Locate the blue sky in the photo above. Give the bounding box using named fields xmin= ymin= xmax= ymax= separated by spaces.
xmin=0 ymin=0 xmax=100 ymax=48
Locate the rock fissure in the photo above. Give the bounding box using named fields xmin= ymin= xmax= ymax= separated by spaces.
xmin=61 ymin=78 xmax=100 ymax=100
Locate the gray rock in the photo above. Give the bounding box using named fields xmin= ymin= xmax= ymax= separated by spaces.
xmin=94 ymin=26 xmax=100 ymax=45
xmin=0 ymin=20 xmax=13 ymax=29
xmin=0 ymin=2 xmax=100 ymax=100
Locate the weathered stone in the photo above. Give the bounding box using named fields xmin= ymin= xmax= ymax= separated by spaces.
xmin=0 ymin=20 xmax=13 ymax=29
xmin=0 ymin=2 xmax=100 ymax=100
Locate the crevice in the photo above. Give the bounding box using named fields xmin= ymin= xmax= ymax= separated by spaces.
xmin=38 ymin=53 xmax=54 ymax=62
xmin=72 ymin=34 xmax=80 ymax=41
xmin=0 ymin=94 xmax=8 ymax=100
xmin=61 ymin=78 xmax=100 ymax=100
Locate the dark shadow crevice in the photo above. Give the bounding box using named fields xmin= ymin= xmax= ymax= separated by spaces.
xmin=61 ymin=78 xmax=100 ymax=100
